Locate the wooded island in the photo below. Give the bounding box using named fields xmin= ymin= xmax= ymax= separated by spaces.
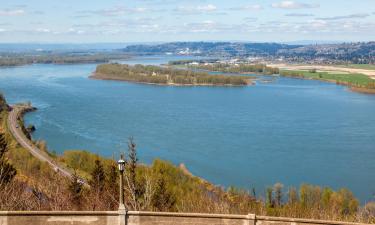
xmin=92 ymin=63 xmax=252 ymax=86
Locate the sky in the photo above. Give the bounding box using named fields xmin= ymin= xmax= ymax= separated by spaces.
xmin=0 ymin=0 xmax=374 ymax=43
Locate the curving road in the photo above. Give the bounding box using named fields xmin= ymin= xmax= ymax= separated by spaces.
xmin=7 ymin=105 xmax=87 ymax=185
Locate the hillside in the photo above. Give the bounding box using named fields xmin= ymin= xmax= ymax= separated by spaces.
xmin=122 ymin=42 xmax=375 ymax=64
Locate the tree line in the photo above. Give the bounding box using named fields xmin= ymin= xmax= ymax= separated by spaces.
xmin=94 ymin=63 xmax=250 ymax=86
xmin=184 ymin=63 xmax=280 ymax=75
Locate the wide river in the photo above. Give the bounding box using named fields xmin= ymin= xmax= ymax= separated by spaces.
xmin=0 ymin=56 xmax=374 ymax=202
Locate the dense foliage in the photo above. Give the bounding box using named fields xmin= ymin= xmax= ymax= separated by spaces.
xmin=185 ymin=63 xmax=280 ymax=75
xmin=0 ymin=52 xmax=130 ymax=67
xmin=94 ymin=63 xmax=250 ymax=86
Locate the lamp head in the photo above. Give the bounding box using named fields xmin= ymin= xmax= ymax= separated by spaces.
xmin=117 ymin=154 xmax=125 ymax=172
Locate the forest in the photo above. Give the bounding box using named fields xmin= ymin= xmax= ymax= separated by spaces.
xmin=177 ymin=62 xmax=280 ymax=75
xmin=0 ymin=52 xmax=130 ymax=67
xmin=93 ymin=63 xmax=251 ymax=86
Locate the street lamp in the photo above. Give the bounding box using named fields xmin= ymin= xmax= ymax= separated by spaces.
xmin=118 ymin=154 xmax=126 ymax=210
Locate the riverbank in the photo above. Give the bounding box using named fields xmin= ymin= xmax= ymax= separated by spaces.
xmin=6 ymin=103 xmax=88 ymax=185
xmin=278 ymin=70 xmax=375 ymax=94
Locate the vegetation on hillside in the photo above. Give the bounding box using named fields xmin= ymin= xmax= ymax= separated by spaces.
xmin=93 ymin=63 xmax=251 ymax=86
xmin=0 ymin=94 xmax=374 ymax=223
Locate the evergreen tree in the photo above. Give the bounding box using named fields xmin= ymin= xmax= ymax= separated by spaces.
xmin=68 ymin=172 xmax=83 ymax=208
xmin=0 ymin=133 xmax=16 ymax=187
xmin=152 ymin=172 xmax=176 ymax=211
xmin=89 ymin=159 xmax=106 ymax=193
xmin=274 ymin=183 xmax=284 ymax=207
xmin=127 ymin=137 xmax=143 ymax=205
xmin=127 ymin=137 xmax=137 ymax=189
xmin=266 ymin=187 xmax=274 ymax=208
xmin=106 ymin=163 xmax=118 ymax=191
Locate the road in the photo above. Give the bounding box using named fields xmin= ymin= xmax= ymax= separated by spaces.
xmin=7 ymin=105 xmax=87 ymax=185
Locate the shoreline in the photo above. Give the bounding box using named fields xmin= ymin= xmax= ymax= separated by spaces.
xmin=280 ymin=74 xmax=375 ymax=94
xmin=7 ymin=104 xmax=88 ymax=185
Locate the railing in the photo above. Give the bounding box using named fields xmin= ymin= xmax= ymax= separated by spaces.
xmin=0 ymin=210 xmax=369 ymax=225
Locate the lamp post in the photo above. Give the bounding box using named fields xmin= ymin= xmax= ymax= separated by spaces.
xmin=118 ymin=154 xmax=126 ymax=210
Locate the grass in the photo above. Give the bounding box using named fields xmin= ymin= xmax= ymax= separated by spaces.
xmin=280 ymin=70 xmax=375 ymax=88
xmin=339 ymin=64 xmax=375 ymax=70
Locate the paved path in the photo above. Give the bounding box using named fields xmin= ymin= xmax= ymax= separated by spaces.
xmin=7 ymin=105 xmax=87 ymax=185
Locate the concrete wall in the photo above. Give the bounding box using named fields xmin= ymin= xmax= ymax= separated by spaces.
xmin=0 ymin=211 xmax=369 ymax=225
xmin=0 ymin=211 xmax=121 ymax=225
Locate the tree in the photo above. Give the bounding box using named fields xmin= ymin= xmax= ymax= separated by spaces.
xmin=288 ymin=187 xmax=298 ymax=205
xmin=89 ymin=158 xmax=106 ymax=210
xmin=89 ymin=159 xmax=106 ymax=193
xmin=106 ymin=163 xmax=118 ymax=192
xmin=68 ymin=172 xmax=83 ymax=209
xmin=274 ymin=183 xmax=284 ymax=207
xmin=152 ymin=171 xmax=176 ymax=211
xmin=127 ymin=137 xmax=137 ymax=193
xmin=266 ymin=187 xmax=274 ymax=208
xmin=0 ymin=133 xmax=16 ymax=188
xmin=125 ymin=137 xmax=144 ymax=210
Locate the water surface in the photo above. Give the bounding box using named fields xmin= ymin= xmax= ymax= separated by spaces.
xmin=0 ymin=57 xmax=374 ymax=202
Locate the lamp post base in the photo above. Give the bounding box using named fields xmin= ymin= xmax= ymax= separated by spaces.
xmin=118 ymin=203 xmax=126 ymax=211
xmin=118 ymin=204 xmax=127 ymax=225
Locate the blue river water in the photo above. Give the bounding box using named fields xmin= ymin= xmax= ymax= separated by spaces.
xmin=0 ymin=56 xmax=374 ymax=203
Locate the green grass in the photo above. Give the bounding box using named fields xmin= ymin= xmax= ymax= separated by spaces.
xmin=339 ymin=64 xmax=375 ymax=70
xmin=280 ymin=70 xmax=375 ymax=88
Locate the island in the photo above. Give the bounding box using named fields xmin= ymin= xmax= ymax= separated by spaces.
xmin=91 ymin=63 xmax=252 ymax=86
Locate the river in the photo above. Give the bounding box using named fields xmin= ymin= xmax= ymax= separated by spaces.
xmin=0 ymin=55 xmax=374 ymax=202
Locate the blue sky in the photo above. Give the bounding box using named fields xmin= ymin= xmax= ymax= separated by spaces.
xmin=0 ymin=0 xmax=374 ymax=43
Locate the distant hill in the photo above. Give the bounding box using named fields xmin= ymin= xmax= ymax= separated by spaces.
xmin=122 ymin=42 xmax=300 ymax=57
xmin=122 ymin=42 xmax=375 ymax=64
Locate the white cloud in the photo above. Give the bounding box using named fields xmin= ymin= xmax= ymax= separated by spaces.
xmin=77 ymin=6 xmax=148 ymax=17
xmin=0 ymin=28 xmax=5 ymax=32
xmin=35 ymin=28 xmax=51 ymax=33
xmin=175 ymin=4 xmax=217 ymax=14
xmin=230 ymin=4 xmax=263 ymax=11
xmin=285 ymin=13 xmax=313 ymax=17
xmin=0 ymin=9 xmax=25 ymax=16
xmin=272 ymin=1 xmax=319 ymax=9
xmin=317 ymin=13 xmax=369 ymax=21
xmin=197 ymin=4 xmax=217 ymax=12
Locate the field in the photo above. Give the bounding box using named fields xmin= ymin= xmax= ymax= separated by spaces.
xmin=280 ymin=70 xmax=375 ymax=86
xmin=339 ymin=64 xmax=375 ymax=70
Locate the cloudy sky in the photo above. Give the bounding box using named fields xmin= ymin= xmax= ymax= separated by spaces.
xmin=0 ymin=0 xmax=374 ymax=43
